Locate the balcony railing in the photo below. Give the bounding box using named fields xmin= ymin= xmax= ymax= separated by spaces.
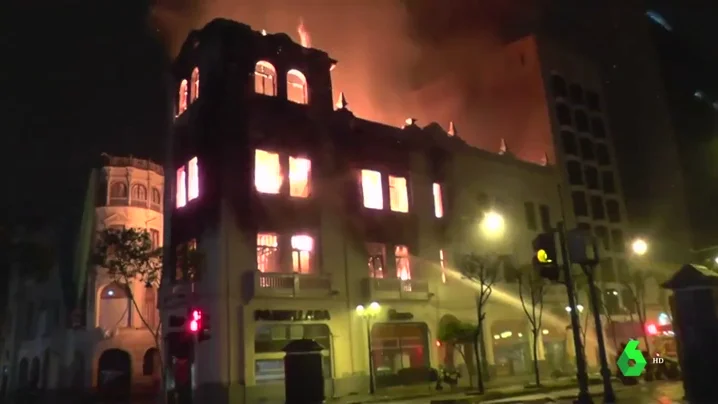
xmin=246 ymin=271 xmax=334 ymax=298
xmin=363 ymin=277 xmax=431 ymax=301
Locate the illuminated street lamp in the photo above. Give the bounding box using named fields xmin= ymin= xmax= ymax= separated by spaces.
xmin=356 ymin=302 xmax=381 ymax=394
xmin=632 ymin=238 xmax=648 ymax=256
xmin=565 ymin=304 xmax=585 ymax=313
xmin=481 ymin=211 xmax=505 ymax=238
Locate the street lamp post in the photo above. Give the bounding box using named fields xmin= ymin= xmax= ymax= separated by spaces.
xmin=356 ymin=302 xmax=381 ymax=394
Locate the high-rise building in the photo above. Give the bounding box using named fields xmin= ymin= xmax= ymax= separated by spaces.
xmin=1 ymin=155 xmax=164 ymax=400
xmin=644 ymin=6 xmax=718 ymax=261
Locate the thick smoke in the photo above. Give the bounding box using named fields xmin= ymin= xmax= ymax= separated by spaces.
xmin=153 ymin=0 xmax=544 ymax=133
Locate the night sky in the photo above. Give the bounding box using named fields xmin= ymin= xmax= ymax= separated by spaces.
xmin=2 ymin=0 xmax=716 ymax=227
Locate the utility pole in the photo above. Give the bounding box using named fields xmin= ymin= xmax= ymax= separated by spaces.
xmin=582 ymin=263 xmax=617 ymax=403
xmin=557 ymin=222 xmax=593 ymax=404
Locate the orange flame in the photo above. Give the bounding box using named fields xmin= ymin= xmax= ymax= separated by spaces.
xmin=298 ymin=18 xmax=311 ymax=48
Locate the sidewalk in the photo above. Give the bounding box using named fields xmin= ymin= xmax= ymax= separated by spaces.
xmin=331 ymin=376 xmax=598 ymax=404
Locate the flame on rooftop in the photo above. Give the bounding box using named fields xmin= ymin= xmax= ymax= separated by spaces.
xmin=298 ymin=18 xmax=311 ymax=48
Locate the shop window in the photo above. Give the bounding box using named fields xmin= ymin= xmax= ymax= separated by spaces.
xmin=254 ymin=324 xmax=332 ymax=383
xmin=367 ymin=242 xmax=386 ymax=279
xmin=370 ymin=322 xmax=430 ymax=385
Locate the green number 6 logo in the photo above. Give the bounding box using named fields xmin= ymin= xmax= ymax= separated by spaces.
xmin=617 ymin=339 xmax=647 ymax=377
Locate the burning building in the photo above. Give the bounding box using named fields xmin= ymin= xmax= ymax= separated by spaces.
xmin=161 ymin=18 xmax=636 ymax=403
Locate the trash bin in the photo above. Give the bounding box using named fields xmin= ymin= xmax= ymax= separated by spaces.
xmin=283 ymin=339 xmax=325 ymax=404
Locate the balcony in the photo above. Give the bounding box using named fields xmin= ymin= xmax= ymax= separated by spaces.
xmin=246 ymin=271 xmax=335 ymax=299
xmin=363 ymin=278 xmax=431 ymax=301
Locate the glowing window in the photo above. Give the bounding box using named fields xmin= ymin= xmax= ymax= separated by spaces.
xmin=190 ymin=67 xmax=200 ymax=102
xmin=289 ymin=157 xmax=311 ymax=198
xmin=255 ymin=61 xmax=277 ymax=96
xmin=433 ymin=183 xmax=444 ymax=218
xmin=395 ymin=245 xmax=411 ymax=280
xmin=389 ymin=176 xmax=409 ymax=213
xmin=176 ymin=166 xmax=187 ymax=208
xmin=367 ymin=243 xmax=386 ymax=278
xmin=291 ymin=235 xmax=314 ymax=273
xmin=361 ymin=170 xmax=383 ymax=210
xmin=257 ymin=233 xmax=279 ymax=272
xmin=187 ymin=157 xmax=199 ymax=201
xmin=440 ymin=249 xmax=447 ymax=283
xmin=287 ymin=69 xmax=308 ymax=104
xmin=255 ymin=150 xmax=282 ymax=194
xmin=178 ymin=79 xmax=188 ymax=114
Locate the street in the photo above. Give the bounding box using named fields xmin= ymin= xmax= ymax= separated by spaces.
xmin=370 ymin=381 xmax=685 ymax=404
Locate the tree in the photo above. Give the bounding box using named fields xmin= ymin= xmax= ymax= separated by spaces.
xmin=437 ymin=319 xmax=478 ymax=387
xmin=517 ymin=267 xmax=548 ymax=387
xmin=456 ymin=253 xmax=498 ymax=394
xmin=622 ymin=271 xmax=651 ymax=359
xmin=93 ymin=228 xmax=165 ymax=384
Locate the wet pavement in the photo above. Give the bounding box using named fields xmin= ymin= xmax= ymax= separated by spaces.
xmin=482 ymin=381 xmax=685 ymax=403
xmin=370 ymin=381 xmax=685 ymax=403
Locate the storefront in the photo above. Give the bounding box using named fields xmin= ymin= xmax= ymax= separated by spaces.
xmin=252 ymin=309 xmax=334 ymax=385
xmin=370 ymin=321 xmax=430 ymax=388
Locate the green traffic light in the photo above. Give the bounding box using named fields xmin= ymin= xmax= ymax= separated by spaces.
xmin=537 ymin=249 xmax=552 ymax=264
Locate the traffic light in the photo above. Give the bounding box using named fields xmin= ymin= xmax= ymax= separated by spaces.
xmin=532 ymin=232 xmax=560 ymax=281
xmin=187 ymin=307 xmax=211 ymax=342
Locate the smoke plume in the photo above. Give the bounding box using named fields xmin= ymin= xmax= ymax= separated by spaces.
xmin=153 ymin=0 xmax=544 ymax=138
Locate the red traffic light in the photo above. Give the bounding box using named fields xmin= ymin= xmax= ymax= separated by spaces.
xmin=189 ymin=309 xmax=202 ymax=333
xmin=646 ymin=323 xmax=658 ymax=335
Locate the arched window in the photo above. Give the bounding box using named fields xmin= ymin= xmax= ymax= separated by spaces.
xmin=109 ymin=182 xmax=128 ymax=198
xmin=287 ymin=69 xmax=308 ymax=104
xmin=255 ymin=61 xmax=277 ymax=96
xmin=190 ymin=67 xmax=200 ymax=102
xmin=17 ymin=358 xmax=29 ymax=388
xmin=131 ymin=184 xmax=147 ymax=200
xmin=178 ymin=79 xmax=188 ymax=114
xmin=151 ymin=188 xmax=162 ymax=204
xmin=98 ymin=283 xmax=130 ymax=330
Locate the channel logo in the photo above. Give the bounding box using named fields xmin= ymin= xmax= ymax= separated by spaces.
xmin=617 ymin=339 xmax=648 ymax=376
